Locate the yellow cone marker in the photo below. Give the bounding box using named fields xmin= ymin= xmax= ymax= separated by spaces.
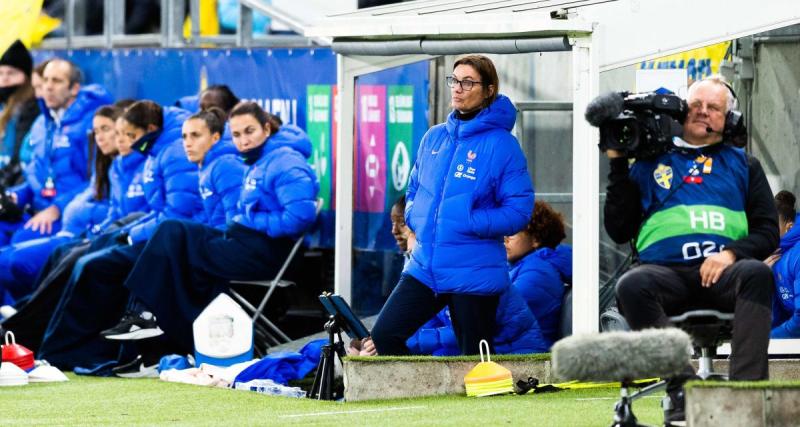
xmin=464 ymin=340 xmax=514 ymax=397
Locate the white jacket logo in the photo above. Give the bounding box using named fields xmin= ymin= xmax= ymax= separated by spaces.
xmin=245 ymin=177 xmax=257 ymax=190
xmin=143 ymin=170 xmax=155 ymax=183
xmin=126 ymin=184 xmax=144 ymax=198
xmin=54 ymin=135 xmax=71 ymax=148
xmin=200 ymin=187 xmax=214 ymax=199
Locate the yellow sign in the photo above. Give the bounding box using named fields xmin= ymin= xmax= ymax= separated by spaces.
xmin=0 ymin=0 xmax=46 ymax=50
xmin=640 ymin=42 xmax=731 ymax=83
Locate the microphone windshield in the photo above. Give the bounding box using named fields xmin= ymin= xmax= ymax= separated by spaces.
xmin=584 ymin=92 xmax=625 ymax=127
xmin=552 ymin=328 xmax=691 ymax=382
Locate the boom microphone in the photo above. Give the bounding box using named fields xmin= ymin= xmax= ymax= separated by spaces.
xmin=706 ymin=126 xmax=722 ymax=134
xmin=584 ymin=91 xmax=625 ymax=127
xmin=552 ymin=328 xmax=691 ymax=382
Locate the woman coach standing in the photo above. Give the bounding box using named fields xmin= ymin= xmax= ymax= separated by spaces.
xmin=371 ymin=55 xmax=534 ymax=355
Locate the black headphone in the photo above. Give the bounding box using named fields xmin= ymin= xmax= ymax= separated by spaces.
xmin=719 ymin=80 xmax=747 ymax=147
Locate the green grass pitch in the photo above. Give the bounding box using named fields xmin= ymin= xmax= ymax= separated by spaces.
xmin=0 ymin=374 xmax=665 ymax=426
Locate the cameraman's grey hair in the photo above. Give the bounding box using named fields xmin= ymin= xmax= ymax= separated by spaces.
xmin=688 ymin=74 xmax=738 ymax=113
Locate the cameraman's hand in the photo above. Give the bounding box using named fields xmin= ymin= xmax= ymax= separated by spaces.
xmin=605 ymin=149 xmax=625 ymax=159
xmin=25 ymin=205 xmax=60 ymax=234
xmin=700 ymin=249 xmax=736 ymax=288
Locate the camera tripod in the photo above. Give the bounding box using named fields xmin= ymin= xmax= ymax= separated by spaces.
xmin=308 ymin=314 xmax=346 ymax=400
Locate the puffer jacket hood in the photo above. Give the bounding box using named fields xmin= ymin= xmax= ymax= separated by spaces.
xmin=264 ymin=124 xmax=312 ymax=159
xmin=404 ymin=93 xmax=534 ymax=295
xmin=509 ymin=245 xmax=570 ymax=347
xmin=233 ymin=125 xmax=319 ymax=238
xmin=445 ymin=94 xmax=516 ymax=139
xmin=38 ymin=84 xmax=114 ymax=128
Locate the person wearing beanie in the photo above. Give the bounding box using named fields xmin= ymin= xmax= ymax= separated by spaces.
xmin=0 ymin=40 xmax=39 ymax=188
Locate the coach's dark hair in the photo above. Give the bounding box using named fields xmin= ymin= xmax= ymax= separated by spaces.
xmin=122 ymin=100 xmax=163 ymax=131
xmin=453 ymin=54 xmax=499 ymax=107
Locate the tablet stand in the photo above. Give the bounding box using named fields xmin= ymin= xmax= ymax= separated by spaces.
xmin=309 ymin=314 xmax=346 ymax=400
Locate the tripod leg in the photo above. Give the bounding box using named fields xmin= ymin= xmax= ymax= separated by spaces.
xmin=309 ymin=345 xmax=331 ymax=399
xmin=323 ymin=346 xmax=334 ymax=400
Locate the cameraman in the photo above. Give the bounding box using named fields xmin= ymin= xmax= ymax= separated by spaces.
xmin=606 ymin=76 xmax=778 ymax=424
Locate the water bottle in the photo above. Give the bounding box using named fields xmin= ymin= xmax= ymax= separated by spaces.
xmin=234 ymin=379 xmax=307 ymax=398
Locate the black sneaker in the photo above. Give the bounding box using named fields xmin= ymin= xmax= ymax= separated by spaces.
xmin=112 ymin=355 xmax=159 ymax=378
xmin=101 ymin=311 xmax=164 ymax=340
xmin=663 ymin=387 xmax=686 ymax=427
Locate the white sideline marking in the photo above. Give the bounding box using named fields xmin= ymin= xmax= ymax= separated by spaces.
xmin=280 ymin=405 xmax=426 ymax=418
xmin=576 ymin=396 xmax=662 ymax=401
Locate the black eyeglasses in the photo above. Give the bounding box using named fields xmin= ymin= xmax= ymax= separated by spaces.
xmin=446 ymin=76 xmax=483 ymax=91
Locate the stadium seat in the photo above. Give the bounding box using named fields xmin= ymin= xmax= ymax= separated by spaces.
xmin=227 ymin=198 xmax=323 ymax=353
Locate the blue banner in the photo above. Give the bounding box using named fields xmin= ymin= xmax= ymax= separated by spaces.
xmin=353 ymin=61 xmax=429 ymax=251
xmin=33 ymin=48 xmax=338 ymax=129
xmin=31 ymin=48 xmax=429 ymax=251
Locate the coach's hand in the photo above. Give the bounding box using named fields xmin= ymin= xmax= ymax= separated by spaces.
xmin=700 ymin=249 xmax=736 ymax=288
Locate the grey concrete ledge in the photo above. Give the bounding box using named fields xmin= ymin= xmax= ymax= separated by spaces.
xmin=343 ymin=358 xmax=551 ymax=401
xmin=687 ymin=386 xmax=800 ymax=427
xmin=343 ymin=358 xmax=800 ymax=401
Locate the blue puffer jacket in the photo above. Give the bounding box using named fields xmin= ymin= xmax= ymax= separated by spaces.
xmin=93 ymin=152 xmax=149 ymax=233
xmin=60 ymin=184 xmax=110 ymax=236
xmin=127 ymin=107 xmax=203 ymax=243
xmin=11 ymin=85 xmax=113 ymax=214
xmin=509 ymin=244 xmax=572 ymax=347
xmin=406 ymin=286 xmax=549 ymax=355
xmin=199 ymin=140 xmax=245 ymax=229
xmin=233 ymin=124 xmax=318 ymax=238
xmin=771 ymin=214 xmax=800 ymax=338
xmin=405 ymin=95 xmax=534 ymax=295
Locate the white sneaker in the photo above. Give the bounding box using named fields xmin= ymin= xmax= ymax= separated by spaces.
xmin=0 ymin=362 xmax=28 ymax=386
xmin=112 ymin=355 xmax=159 ymax=378
xmin=0 ymin=305 xmax=17 ymax=319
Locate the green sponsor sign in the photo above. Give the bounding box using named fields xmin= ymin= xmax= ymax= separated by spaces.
xmin=306 ymin=85 xmax=332 ymax=210
xmin=386 ymin=85 xmax=414 ymax=209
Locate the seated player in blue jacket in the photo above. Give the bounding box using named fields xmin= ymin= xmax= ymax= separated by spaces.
xmin=96 ymin=107 xmax=247 ymax=376
xmin=97 ymin=102 xmax=318 ymax=375
xmin=38 ymin=101 xmax=203 ymax=370
xmin=0 ymin=104 xmax=122 ymax=304
xmin=183 ymin=107 xmax=246 ymax=231
xmin=769 ymin=190 xmax=800 ymax=338
xmin=3 ymin=59 xmax=113 ymax=245
xmin=505 ymin=200 xmax=571 ymax=347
